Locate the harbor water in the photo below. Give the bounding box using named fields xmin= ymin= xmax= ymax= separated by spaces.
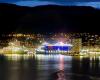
xmin=0 ymin=54 xmax=100 ymax=80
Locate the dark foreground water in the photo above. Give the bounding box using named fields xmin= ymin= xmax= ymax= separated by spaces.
xmin=0 ymin=54 xmax=100 ymax=80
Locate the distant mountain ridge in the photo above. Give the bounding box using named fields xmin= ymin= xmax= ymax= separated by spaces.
xmin=12 ymin=1 xmax=100 ymax=9
xmin=1 ymin=1 xmax=100 ymax=9
xmin=0 ymin=3 xmax=97 ymax=11
xmin=0 ymin=3 xmax=100 ymax=34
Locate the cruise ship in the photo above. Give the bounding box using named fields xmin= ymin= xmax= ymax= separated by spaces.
xmin=35 ymin=42 xmax=73 ymax=54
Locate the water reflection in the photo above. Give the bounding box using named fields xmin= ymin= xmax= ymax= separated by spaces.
xmin=59 ymin=55 xmax=64 ymax=70
xmin=4 ymin=54 xmax=34 ymax=61
xmin=71 ymin=56 xmax=100 ymax=80
xmin=35 ymin=54 xmax=72 ymax=71
xmin=0 ymin=54 xmax=100 ymax=80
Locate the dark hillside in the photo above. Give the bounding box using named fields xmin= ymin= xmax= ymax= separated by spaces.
xmin=0 ymin=3 xmax=100 ymax=34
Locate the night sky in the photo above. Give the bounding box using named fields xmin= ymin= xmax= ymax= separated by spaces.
xmin=0 ymin=0 xmax=100 ymax=3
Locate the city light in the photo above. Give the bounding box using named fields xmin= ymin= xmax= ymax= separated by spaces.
xmin=1 ymin=33 xmax=100 ymax=56
xmin=54 ymin=42 xmax=73 ymax=47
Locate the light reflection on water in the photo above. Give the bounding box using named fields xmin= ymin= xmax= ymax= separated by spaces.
xmin=4 ymin=54 xmax=34 ymax=61
xmin=35 ymin=54 xmax=72 ymax=71
xmin=0 ymin=54 xmax=100 ymax=80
